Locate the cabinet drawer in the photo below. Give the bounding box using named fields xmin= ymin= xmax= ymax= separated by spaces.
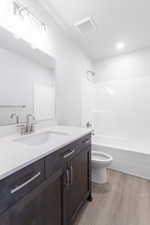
xmin=8 ymin=159 xmax=45 ymax=202
xmin=0 ymin=159 xmax=45 ymax=215
xmin=0 ymin=179 xmax=14 ymax=215
xmin=78 ymin=134 xmax=91 ymax=151
xmin=61 ymin=142 xmax=77 ymax=162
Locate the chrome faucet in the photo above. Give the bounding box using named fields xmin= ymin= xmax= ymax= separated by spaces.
xmin=25 ymin=114 xmax=36 ymax=134
xmin=10 ymin=113 xmax=19 ymax=124
xmin=16 ymin=114 xmax=36 ymax=135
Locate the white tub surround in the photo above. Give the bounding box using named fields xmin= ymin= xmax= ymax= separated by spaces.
xmin=90 ymin=49 xmax=150 ymax=158
xmin=0 ymin=126 xmax=91 ymax=180
xmin=93 ymin=136 xmax=150 ymax=180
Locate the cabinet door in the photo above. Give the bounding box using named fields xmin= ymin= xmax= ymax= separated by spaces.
xmin=41 ymin=172 xmax=62 ymax=225
xmin=9 ymin=172 xmax=62 ymax=225
xmin=63 ymin=146 xmax=91 ymax=225
xmin=0 ymin=212 xmax=10 ymax=225
xmin=9 ymin=187 xmax=43 ymax=225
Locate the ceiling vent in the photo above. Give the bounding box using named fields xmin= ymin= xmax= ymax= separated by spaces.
xmin=74 ymin=17 xmax=96 ymax=35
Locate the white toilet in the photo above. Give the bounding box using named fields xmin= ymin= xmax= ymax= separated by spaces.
xmin=92 ymin=151 xmax=113 ymax=184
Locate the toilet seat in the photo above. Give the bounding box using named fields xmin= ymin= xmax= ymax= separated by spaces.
xmin=92 ymin=151 xmax=113 ymax=166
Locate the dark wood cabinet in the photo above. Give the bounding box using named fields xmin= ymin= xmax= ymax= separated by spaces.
xmin=1 ymin=170 xmax=63 ymax=225
xmin=9 ymin=188 xmax=43 ymax=225
xmin=41 ymin=171 xmax=62 ymax=225
xmin=0 ymin=212 xmax=10 ymax=225
xmin=63 ymin=145 xmax=91 ymax=225
xmin=0 ymin=159 xmax=44 ymax=216
xmin=70 ymin=147 xmax=90 ymax=209
xmin=0 ymin=133 xmax=91 ymax=225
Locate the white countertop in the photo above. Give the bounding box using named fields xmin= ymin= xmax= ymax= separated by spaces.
xmin=0 ymin=125 xmax=91 ymax=181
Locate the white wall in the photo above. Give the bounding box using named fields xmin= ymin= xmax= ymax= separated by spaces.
xmin=92 ymin=48 xmax=150 ymax=151
xmin=20 ymin=0 xmax=91 ymax=127
xmin=81 ymin=76 xmax=94 ymax=127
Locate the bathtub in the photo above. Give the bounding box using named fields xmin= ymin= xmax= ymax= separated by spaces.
xmin=92 ymin=135 xmax=150 ymax=180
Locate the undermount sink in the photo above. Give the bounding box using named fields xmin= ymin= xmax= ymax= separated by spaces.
xmin=15 ymin=131 xmax=68 ymax=146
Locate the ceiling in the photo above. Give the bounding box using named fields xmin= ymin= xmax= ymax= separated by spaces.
xmin=38 ymin=0 xmax=150 ymax=60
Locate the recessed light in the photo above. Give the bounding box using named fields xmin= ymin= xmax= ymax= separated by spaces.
xmin=116 ymin=42 xmax=125 ymax=50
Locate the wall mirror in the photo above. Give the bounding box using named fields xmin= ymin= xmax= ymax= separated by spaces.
xmin=0 ymin=47 xmax=55 ymax=126
xmin=0 ymin=1 xmax=55 ymax=126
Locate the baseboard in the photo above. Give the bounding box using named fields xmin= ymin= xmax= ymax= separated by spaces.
xmin=92 ymin=144 xmax=150 ymax=180
xmin=108 ymin=168 xmax=149 ymax=181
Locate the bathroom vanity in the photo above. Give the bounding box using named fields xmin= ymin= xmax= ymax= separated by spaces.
xmin=0 ymin=127 xmax=92 ymax=225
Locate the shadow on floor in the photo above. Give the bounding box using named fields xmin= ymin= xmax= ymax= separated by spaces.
xmin=92 ymin=182 xmax=112 ymax=193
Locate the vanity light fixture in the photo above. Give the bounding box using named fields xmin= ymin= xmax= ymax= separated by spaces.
xmin=13 ymin=0 xmax=48 ymax=32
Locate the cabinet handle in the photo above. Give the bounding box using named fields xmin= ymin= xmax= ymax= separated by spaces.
xmin=63 ymin=149 xmax=75 ymax=159
xmin=70 ymin=166 xmax=73 ymax=185
xmin=82 ymin=139 xmax=91 ymax=145
xmin=10 ymin=172 xmax=41 ymax=194
xmin=65 ymin=169 xmax=70 ymax=188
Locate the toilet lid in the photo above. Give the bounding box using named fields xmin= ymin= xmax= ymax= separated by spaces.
xmin=92 ymin=151 xmax=113 ymax=162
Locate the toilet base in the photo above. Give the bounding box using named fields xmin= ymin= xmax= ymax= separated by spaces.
xmin=92 ymin=166 xmax=108 ymax=184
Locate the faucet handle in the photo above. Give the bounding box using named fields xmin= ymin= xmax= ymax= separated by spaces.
xmin=10 ymin=113 xmax=19 ymax=124
xmin=16 ymin=123 xmax=26 ymax=135
xmin=86 ymin=121 xmax=92 ymax=128
xmin=30 ymin=123 xmax=35 ymax=133
xmin=26 ymin=114 xmax=36 ymax=121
